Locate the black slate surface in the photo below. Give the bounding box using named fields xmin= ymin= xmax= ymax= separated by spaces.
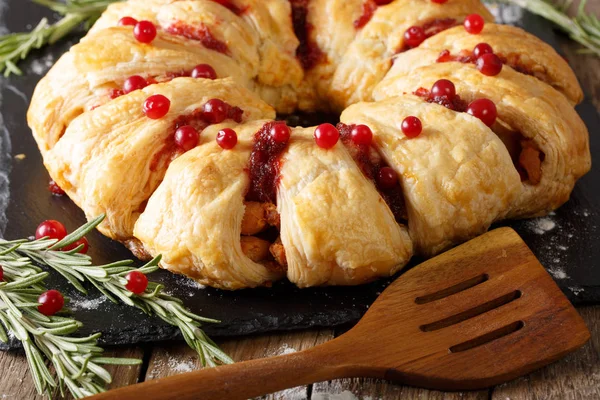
xmin=0 ymin=1 xmax=598 ymax=350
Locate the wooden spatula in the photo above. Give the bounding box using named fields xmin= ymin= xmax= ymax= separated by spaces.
xmin=88 ymin=227 xmax=590 ymax=400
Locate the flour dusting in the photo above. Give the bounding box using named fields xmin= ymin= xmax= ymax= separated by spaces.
xmin=485 ymin=2 xmax=524 ymax=25
xmin=548 ymin=267 xmax=569 ymax=280
xmin=29 ymin=53 xmax=55 ymax=75
xmin=527 ymin=217 xmax=557 ymax=235
xmin=69 ymin=296 xmax=107 ymax=311
xmin=569 ymin=286 xmax=585 ymax=296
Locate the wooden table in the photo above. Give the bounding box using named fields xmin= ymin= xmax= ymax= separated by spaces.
xmin=1 ymin=2 xmax=600 ymax=399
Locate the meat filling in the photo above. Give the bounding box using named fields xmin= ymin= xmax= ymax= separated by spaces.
xmin=493 ymin=123 xmax=544 ymax=184
xmin=240 ymin=122 xmax=290 ymax=272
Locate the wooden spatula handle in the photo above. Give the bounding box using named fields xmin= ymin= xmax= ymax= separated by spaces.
xmin=88 ymin=345 xmax=354 ymax=400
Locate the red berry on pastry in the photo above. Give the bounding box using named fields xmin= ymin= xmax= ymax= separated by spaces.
xmin=62 ymin=237 xmax=90 ymax=254
xmin=378 ymin=167 xmax=399 ymax=189
xmin=464 ymin=14 xmax=485 ymax=34
xmin=473 ymin=42 xmax=494 ymax=59
xmin=118 ymin=16 xmax=138 ymax=26
xmin=374 ymin=0 xmax=393 ymax=4
xmin=175 ymin=125 xmax=200 ymax=151
xmin=123 ymin=75 xmax=148 ymax=94
xmin=476 ymin=53 xmax=503 ymax=76
xmin=125 ymin=271 xmax=148 ymax=294
xmin=314 ymin=123 xmax=340 ymax=149
xmin=431 ymin=79 xmax=456 ymax=99
xmin=270 ymin=122 xmax=291 ymax=143
xmin=350 ymin=124 xmax=373 ymax=146
xmin=404 ymin=26 xmax=426 ymax=48
xmin=35 ymin=220 xmax=67 ymax=241
xmin=467 ymin=98 xmax=497 ymax=127
xmin=48 ymin=179 xmax=65 ymax=196
xmin=217 ymin=128 xmax=238 ymax=149
xmin=401 ymin=116 xmax=422 ymax=138
xmin=431 ymin=0 xmax=449 ymax=3
xmin=191 ymin=64 xmax=217 ymax=80
xmin=143 ymin=94 xmax=170 ymax=119
xmin=203 ymin=99 xmax=228 ymax=124
xmin=38 ymin=290 xmax=64 ymax=316
xmin=133 ymin=20 xmax=157 ymax=43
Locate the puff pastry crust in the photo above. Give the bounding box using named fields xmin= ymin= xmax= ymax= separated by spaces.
xmin=28 ymin=0 xmax=591 ymax=289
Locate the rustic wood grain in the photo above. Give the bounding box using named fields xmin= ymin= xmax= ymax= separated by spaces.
xmin=491 ymin=307 xmax=600 ymax=400
xmin=0 ymin=346 xmax=144 ymax=400
xmin=86 ymin=229 xmax=590 ymax=400
xmin=144 ymin=329 xmax=334 ymax=399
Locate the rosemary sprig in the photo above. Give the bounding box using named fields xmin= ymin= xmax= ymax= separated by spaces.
xmin=0 ymin=215 xmax=233 ymax=368
xmin=0 ymin=239 xmax=140 ymax=398
xmin=502 ymin=0 xmax=600 ymax=56
xmin=0 ymin=0 xmax=122 ymax=76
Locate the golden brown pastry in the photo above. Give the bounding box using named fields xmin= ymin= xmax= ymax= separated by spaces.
xmin=373 ymin=62 xmax=590 ymax=218
xmin=27 ymin=0 xmax=590 ymax=289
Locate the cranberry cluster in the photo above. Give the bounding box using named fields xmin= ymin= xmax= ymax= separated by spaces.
xmin=415 ymin=79 xmax=498 ymax=127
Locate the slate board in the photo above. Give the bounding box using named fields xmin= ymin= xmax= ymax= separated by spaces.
xmin=0 ymin=1 xmax=598 ymax=350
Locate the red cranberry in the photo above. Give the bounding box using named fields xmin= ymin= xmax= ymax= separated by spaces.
xmin=314 ymin=124 xmax=340 ymax=149
xmin=133 ymin=20 xmax=157 ymax=43
xmin=270 ymin=122 xmax=291 ymax=144
xmin=203 ymin=99 xmax=228 ymax=124
xmin=476 ymin=53 xmax=503 ymax=76
xmin=374 ymin=0 xmax=393 ymax=4
xmin=216 ymin=128 xmax=238 ymax=149
xmin=431 ymin=0 xmax=448 ymax=3
xmin=404 ymin=26 xmax=426 ymax=48
xmin=143 ymin=94 xmax=170 ymax=119
xmin=473 ymin=43 xmax=494 ymax=59
xmin=175 ymin=125 xmax=200 ymax=151
xmin=123 ymin=75 xmax=148 ymax=94
xmin=48 ymin=179 xmax=65 ymax=196
xmin=467 ymin=98 xmax=497 ymax=127
xmin=401 ymin=116 xmax=422 ymax=138
xmin=125 ymin=271 xmax=148 ymax=294
xmin=38 ymin=290 xmax=64 ymax=316
xmin=378 ymin=167 xmax=399 ymax=189
xmin=35 ymin=220 xmax=67 ymax=241
xmin=191 ymin=64 xmax=217 ymax=80
xmin=350 ymin=124 xmax=373 ymax=146
xmin=0 ymin=265 xmax=3 ymax=281
xmin=118 ymin=16 xmax=138 ymax=26
xmin=62 ymin=237 xmax=89 ymax=254
xmin=431 ymin=79 xmax=456 ymax=99
xmin=464 ymin=14 xmax=485 ymax=34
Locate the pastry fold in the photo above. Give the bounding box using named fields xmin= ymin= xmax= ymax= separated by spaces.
xmin=44 ymin=78 xmax=275 ymax=241
xmin=373 ymin=62 xmax=591 ymax=218
xmin=133 ymin=121 xmax=284 ymax=289
xmin=278 ymin=128 xmax=413 ymax=286
xmin=328 ymin=0 xmax=494 ymax=110
xmin=378 ymin=24 xmax=583 ymax=104
xmin=341 ymin=96 xmax=521 ymax=256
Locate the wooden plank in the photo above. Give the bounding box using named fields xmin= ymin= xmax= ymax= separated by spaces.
xmin=0 ymin=345 xmax=144 ymax=400
xmin=491 ymin=307 xmax=600 ymax=400
xmin=144 ymin=329 xmax=334 ymax=399
xmin=311 ymin=379 xmax=488 ymax=400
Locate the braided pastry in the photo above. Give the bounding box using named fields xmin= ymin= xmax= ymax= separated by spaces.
xmin=28 ymin=0 xmax=591 ymax=289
